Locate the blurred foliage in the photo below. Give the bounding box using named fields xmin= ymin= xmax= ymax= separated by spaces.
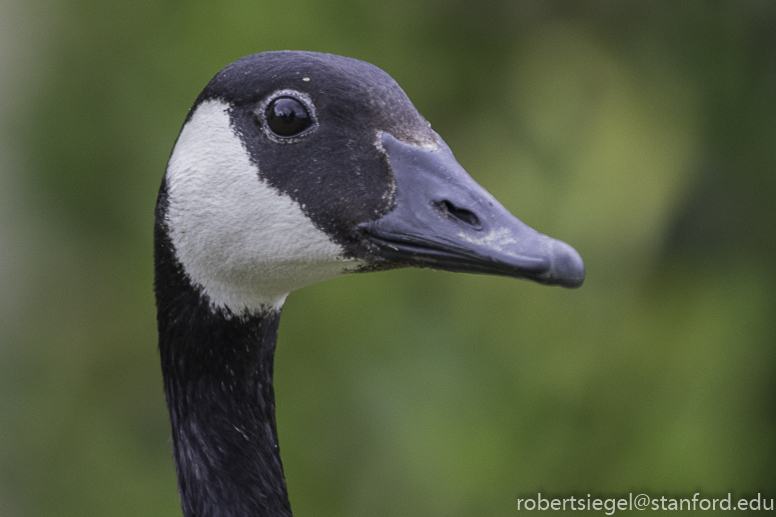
xmin=1 ymin=1 xmax=775 ymax=516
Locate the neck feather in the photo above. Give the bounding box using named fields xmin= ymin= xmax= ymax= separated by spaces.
xmin=155 ymin=186 xmax=292 ymax=517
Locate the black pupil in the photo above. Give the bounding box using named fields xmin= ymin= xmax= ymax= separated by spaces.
xmin=266 ymin=97 xmax=311 ymax=137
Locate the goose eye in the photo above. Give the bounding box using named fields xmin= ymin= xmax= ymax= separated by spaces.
xmin=266 ymin=97 xmax=312 ymax=137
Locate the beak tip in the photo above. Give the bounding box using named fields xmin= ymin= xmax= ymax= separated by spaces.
xmin=548 ymin=240 xmax=585 ymax=288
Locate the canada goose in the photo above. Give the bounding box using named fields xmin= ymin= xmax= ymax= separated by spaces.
xmin=155 ymin=50 xmax=584 ymax=517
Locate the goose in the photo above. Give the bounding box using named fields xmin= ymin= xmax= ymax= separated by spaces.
xmin=155 ymin=50 xmax=584 ymax=517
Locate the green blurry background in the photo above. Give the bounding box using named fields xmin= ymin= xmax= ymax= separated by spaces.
xmin=1 ymin=1 xmax=774 ymax=516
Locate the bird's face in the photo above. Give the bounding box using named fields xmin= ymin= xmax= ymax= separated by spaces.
xmin=160 ymin=51 xmax=583 ymax=314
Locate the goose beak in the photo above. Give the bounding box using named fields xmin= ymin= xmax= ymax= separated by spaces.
xmin=359 ymin=132 xmax=585 ymax=288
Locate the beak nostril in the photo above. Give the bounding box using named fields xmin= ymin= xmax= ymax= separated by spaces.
xmin=436 ymin=200 xmax=482 ymax=229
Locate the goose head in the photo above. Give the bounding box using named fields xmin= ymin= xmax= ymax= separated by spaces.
xmin=160 ymin=51 xmax=584 ymax=317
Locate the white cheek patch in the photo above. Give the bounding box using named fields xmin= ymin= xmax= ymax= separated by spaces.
xmin=165 ymin=99 xmax=359 ymax=313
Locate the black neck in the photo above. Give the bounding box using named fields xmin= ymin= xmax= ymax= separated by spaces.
xmin=155 ymin=187 xmax=292 ymax=517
